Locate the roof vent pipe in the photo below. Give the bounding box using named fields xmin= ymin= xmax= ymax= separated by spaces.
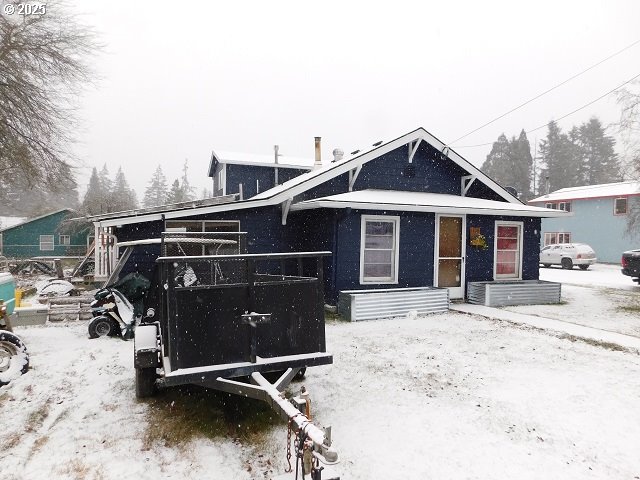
xmin=332 ymin=148 xmax=344 ymax=163
xmin=314 ymin=137 xmax=322 ymax=169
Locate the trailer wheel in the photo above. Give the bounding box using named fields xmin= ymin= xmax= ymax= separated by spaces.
xmin=0 ymin=331 xmax=29 ymax=386
xmin=88 ymin=316 xmax=116 ymax=339
xmin=135 ymin=367 xmax=157 ymax=398
xmin=294 ymin=367 xmax=306 ymax=381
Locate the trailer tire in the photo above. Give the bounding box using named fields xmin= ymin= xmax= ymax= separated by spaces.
xmin=135 ymin=367 xmax=157 ymax=398
xmin=0 ymin=331 xmax=29 ymax=386
xmin=88 ymin=316 xmax=117 ymax=339
xmin=294 ymin=367 xmax=306 ymax=381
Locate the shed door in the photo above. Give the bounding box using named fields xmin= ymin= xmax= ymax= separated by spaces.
xmin=435 ymin=215 xmax=465 ymax=299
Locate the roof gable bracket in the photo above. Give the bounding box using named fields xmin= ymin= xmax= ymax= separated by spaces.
xmin=408 ymin=139 xmax=422 ymax=163
xmin=281 ymin=198 xmax=293 ymax=225
xmin=461 ymin=175 xmax=476 ymax=197
xmin=348 ymin=164 xmax=363 ymax=192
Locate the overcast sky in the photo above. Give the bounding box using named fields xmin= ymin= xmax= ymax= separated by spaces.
xmin=72 ymin=0 xmax=640 ymax=197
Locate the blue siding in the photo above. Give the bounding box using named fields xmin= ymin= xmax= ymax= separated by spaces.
xmin=224 ymin=164 xmax=307 ymax=199
xmin=532 ymin=197 xmax=639 ymax=263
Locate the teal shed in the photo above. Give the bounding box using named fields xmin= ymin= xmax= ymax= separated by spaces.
xmin=0 ymin=209 xmax=90 ymax=259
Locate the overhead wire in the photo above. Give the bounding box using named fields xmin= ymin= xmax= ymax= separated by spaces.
xmin=453 ymin=71 xmax=640 ymax=149
xmin=447 ymin=38 xmax=640 ymax=147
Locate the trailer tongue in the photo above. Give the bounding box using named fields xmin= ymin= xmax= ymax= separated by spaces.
xmin=134 ymin=239 xmax=339 ymax=478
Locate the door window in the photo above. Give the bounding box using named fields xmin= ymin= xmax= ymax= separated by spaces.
xmin=495 ymin=223 xmax=522 ymax=279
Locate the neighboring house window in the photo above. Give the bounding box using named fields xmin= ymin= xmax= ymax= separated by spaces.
xmin=544 ymin=232 xmax=570 ymax=245
xmin=59 ymin=235 xmax=70 ymax=246
xmin=495 ymin=222 xmax=522 ymax=279
xmin=360 ymin=215 xmax=400 ymax=284
xmin=40 ymin=235 xmax=54 ymax=251
xmin=558 ymin=201 xmax=571 ymax=212
xmin=614 ymin=197 xmax=628 ymax=215
xmin=545 ymin=203 xmax=557 ymax=209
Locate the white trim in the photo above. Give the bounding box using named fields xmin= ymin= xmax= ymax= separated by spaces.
xmin=221 ymin=164 xmax=227 ymax=196
xmin=434 ymin=214 xmax=466 ymax=299
xmin=359 ymin=215 xmax=400 ymax=285
xmin=408 ymin=139 xmax=422 ymax=164
xmin=281 ymin=198 xmax=292 ymax=226
xmin=494 ymin=221 xmax=524 ymax=280
xmin=348 ymin=164 xmax=363 ymax=192
xmin=461 ymin=175 xmax=476 ymax=196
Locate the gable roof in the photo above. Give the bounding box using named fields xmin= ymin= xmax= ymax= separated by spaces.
xmin=529 ymin=181 xmax=640 ymax=203
xmin=0 ymin=209 xmax=73 ymax=233
xmin=94 ymin=127 xmax=525 ymax=228
xmin=290 ymin=189 xmax=569 ymax=218
xmin=208 ymin=150 xmax=314 ymax=176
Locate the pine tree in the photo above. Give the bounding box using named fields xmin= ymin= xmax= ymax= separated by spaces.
xmin=180 ymin=160 xmax=195 ymax=202
xmin=537 ymin=121 xmax=581 ymax=194
xmin=166 ymin=179 xmax=183 ymax=204
xmin=112 ymin=167 xmax=138 ymax=212
xmin=143 ymin=165 xmax=169 ymax=207
xmin=480 ymin=131 xmax=533 ymax=200
xmin=82 ymin=167 xmax=107 ymax=215
xmin=576 ymin=117 xmax=620 ymax=185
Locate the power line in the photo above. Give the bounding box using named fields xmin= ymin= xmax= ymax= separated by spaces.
xmin=448 ymin=38 xmax=640 ymax=146
xmin=454 ymin=71 xmax=640 ymax=149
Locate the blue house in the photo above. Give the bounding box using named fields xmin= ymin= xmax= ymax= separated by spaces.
xmin=529 ymin=181 xmax=640 ymax=263
xmin=91 ymin=128 xmax=566 ymax=301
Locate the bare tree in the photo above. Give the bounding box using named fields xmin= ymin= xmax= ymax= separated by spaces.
xmin=615 ymin=80 xmax=640 ymax=238
xmin=0 ymin=1 xmax=99 ymax=193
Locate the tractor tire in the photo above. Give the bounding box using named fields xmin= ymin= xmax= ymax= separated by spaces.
xmin=0 ymin=331 xmax=29 ymax=386
xmin=88 ymin=316 xmax=117 ymax=339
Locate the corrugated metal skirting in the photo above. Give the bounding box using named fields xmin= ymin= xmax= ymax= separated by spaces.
xmin=467 ymin=280 xmax=561 ymax=307
xmin=338 ymin=287 xmax=449 ymax=322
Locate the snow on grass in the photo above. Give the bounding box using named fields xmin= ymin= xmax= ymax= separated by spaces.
xmin=2 ymin=292 xmax=640 ymax=479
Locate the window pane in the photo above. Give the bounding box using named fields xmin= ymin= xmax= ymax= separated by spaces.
xmin=498 ymin=226 xmax=518 ymax=237
xmin=438 ymin=259 xmax=461 ymax=287
xmin=497 ymin=238 xmax=517 ymax=250
xmin=438 ymin=217 xmax=462 ymax=257
xmin=497 ymin=251 xmax=516 ymax=263
xmin=496 ymin=262 xmax=516 ymax=275
xmin=365 ymin=235 xmax=393 ymax=249
xmin=366 ymin=221 xmax=393 ymax=236
xmin=364 ymin=250 xmax=392 ymax=263
xmin=364 ymin=263 xmax=392 ymax=278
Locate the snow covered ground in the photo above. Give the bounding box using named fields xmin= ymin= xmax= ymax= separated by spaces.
xmin=2 ymin=270 xmax=640 ymax=479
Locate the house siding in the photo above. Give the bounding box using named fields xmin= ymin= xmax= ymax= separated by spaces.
xmin=0 ymin=211 xmax=88 ymax=258
xmin=224 ymin=164 xmax=308 ymax=200
xmin=532 ymin=197 xmax=639 ymax=263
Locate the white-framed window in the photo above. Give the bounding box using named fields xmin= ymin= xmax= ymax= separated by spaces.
xmin=40 ymin=235 xmax=54 ymax=251
xmin=494 ymin=222 xmax=523 ymax=279
xmin=614 ymin=197 xmax=628 ymax=215
xmin=545 ymin=202 xmax=557 ymax=209
xmin=360 ymin=215 xmax=400 ymax=284
xmin=558 ymin=201 xmax=571 ymax=212
xmin=59 ymin=235 xmax=70 ymax=246
xmin=544 ymin=232 xmax=571 ymax=245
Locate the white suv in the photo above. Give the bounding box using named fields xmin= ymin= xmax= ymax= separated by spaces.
xmin=539 ymin=243 xmax=597 ymax=270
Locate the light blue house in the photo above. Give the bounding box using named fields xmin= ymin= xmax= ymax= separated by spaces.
xmin=529 ymin=181 xmax=640 ymax=263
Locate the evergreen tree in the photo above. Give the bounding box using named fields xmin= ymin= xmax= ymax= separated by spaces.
xmin=111 ymin=167 xmax=138 ymax=212
xmin=537 ymin=121 xmax=580 ymax=194
xmin=99 ymin=164 xmax=113 ymax=199
xmin=201 ymin=187 xmax=213 ymax=199
xmin=480 ymin=130 xmax=533 ymax=200
xmin=82 ymin=167 xmax=107 ymax=215
xmin=143 ymin=165 xmax=169 ymax=207
xmin=166 ymin=179 xmax=183 ymax=204
xmin=576 ymin=117 xmax=620 ymax=185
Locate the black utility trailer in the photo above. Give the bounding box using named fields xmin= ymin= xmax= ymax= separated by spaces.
xmin=134 ymin=234 xmax=338 ymax=473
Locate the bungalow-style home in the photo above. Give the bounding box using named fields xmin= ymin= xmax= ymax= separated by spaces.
xmin=90 ymin=127 xmax=567 ymax=302
xmin=0 ymin=209 xmax=90 ymax=259
xmin=529 ymin=181 xmax=640 ymax=263
xmin=208 ymin=148 xmax=314 ymax=199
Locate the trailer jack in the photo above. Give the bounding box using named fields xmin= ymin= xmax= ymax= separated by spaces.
xmin=208 ymin=369 xmax=339 ymax=479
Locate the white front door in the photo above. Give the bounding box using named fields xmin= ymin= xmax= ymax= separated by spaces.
xmin=435 ymin=215 xmax=466 ymax=299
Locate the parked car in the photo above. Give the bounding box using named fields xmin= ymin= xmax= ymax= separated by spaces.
xmin=539 ymin=243 xmax=597 ymax=270
xmin=621 ymin=249 xmax=640 ymax=284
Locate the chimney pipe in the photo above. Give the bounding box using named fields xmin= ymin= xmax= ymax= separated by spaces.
xmin=314 ymin=137 xmax=322 ymax=169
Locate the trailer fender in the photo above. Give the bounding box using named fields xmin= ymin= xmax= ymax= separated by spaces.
xmin=134 ymin=323 xmax=160 ymax=369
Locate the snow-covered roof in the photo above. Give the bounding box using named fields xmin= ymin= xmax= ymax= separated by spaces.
xmin=0 ymin=209 xmax=73 ymax=233
xmin=0 ymin=216 xmax=27 ymax=230
xmin=95 ymin=127 xmax=529 ymax=228
xmin=211 ymin=150 xmax=315 ymax=170
xmin=529 ymin=181 xmax=640 ymax=203
xmin=290 ymin=189 xmax=570 ymax=218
